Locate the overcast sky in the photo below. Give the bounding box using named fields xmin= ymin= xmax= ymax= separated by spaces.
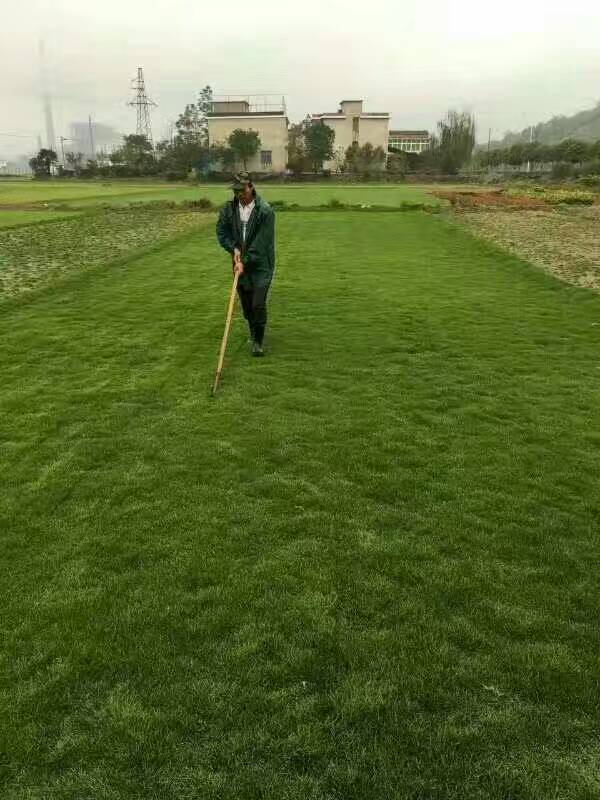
xmin=2 ymin=0 xmax=599 ymax=158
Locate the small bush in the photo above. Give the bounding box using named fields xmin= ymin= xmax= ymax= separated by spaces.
xmin=577 ymin=174 xmax=600 ymax=188
xmin=507 ymin=186 xmax=594 ymax=206
xmin=183 ymin=197 xmax=213 ymax=210
xmin=544 ymin=189 xmax=594 ymax=205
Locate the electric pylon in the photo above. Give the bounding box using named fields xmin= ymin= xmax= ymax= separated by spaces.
xmin=128 ymin=67 xmax=157 ymax=146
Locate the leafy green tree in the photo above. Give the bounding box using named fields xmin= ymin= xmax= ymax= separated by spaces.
xmin=110 ymin=135 xmax=155 ymax=174
xmin=286 ymin=119 xmax=312 ymax=174
xmin=80 ymin=159 xmax=100 ymax=177
xmin=175 ymin=86 xmax=213 ymax=145
xmin=28 ymin=148 xmax=57 ymax=176
xmin=506 ymin=143 xmax=526 ymax=167
xmin=304 ymin=122 xmax=335 ymax=173
xmin=534 ymin=144 xmax=555 ymax=163
xmin=65 ymin=151 xmax=84 ymax=175
xmin=194 ymin=143 xmax=235 ymax=176
xmin=156 ymin=138 xmax=206 ymax=177
xmin=563 ymin=139 xmax=591 ymax=164
xmin=227 ymin=129 xmax=261 ymax=169
xmin=435 ymin=111 xmax=476 ymax=173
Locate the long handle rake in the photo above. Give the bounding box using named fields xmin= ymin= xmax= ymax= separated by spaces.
xmin=212 ymin=269 xmax=240 ymax=396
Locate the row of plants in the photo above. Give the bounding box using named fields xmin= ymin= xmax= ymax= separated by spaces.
xmin=507 ymin=186 xmax=595 ymax=205
xmin=478 ymin=138 xmax=600 ymax=173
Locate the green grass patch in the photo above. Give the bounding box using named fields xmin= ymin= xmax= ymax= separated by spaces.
xmin=1 ymin=212 xmax=600 ymax=798
xmin=0 ymin=208 xmax=211 ymax=300
xmin=0 ymin=180 xmax=180 ymax=205
xmin=0 ymin=210 xmax=80 ymax=228
xmin=0 ymin=180 xmax=440 ymax=209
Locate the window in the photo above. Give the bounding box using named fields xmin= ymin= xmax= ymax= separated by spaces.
xmin=352 ymin=116 xmax=360 ymax=143
xmin=260 ymin=150 xmax=272 ymax=167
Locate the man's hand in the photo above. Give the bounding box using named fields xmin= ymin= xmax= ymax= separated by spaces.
xmin=232 ymin=249 xmax=244 ymax=275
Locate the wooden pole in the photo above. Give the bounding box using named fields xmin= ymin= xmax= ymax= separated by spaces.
xmin=212 ymin=269 xmax=240 ymax=396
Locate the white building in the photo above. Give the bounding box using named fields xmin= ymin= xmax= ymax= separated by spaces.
xmin=310 ymin=100 xmax=390 ymax=170
xmin=206 ymin=96 xmax=289 ymax=173
xmin=388 ymin=130 xmax=431 ymax=154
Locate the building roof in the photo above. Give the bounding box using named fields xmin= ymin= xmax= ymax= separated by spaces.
xmin=312 ymin=112 xmax=390 ymax=119
xmin=389 ymin=130 xmax=430 ymax=137
xmin=207 ymin=110 xmax=286 ymax=118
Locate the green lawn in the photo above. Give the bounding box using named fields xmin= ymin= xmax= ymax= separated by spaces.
xmin=0 ymin=210 xmax=80 ymax=228
xmin=0 ymin=179 xmax=439 ymax=208
xmin=0 ymin=180 xmax=178 ymax=205
xmin=1 ymin=210 xmax=600 ymax=799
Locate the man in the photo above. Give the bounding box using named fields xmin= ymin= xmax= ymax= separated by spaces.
xmin=216 ymin=172 xmax=275 ymax=357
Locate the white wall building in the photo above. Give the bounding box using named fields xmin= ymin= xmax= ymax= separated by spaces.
xmin=310 ymin=100 xmax=390 ymax=171
xmin=388 ymin=130 xmax=431 ymax=154
xmin=207 ymin=97 xmax=289 ymax=173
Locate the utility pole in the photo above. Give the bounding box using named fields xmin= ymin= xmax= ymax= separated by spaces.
xmin=487 ymin=128 xmax=492 ymax=173
xmin=527 ymin=124 xmax=534 ymax=173
xmin=88 ymin=115 xmax=95 ymax=160
xmin=128 ymin=67 xmax=157 ymax=147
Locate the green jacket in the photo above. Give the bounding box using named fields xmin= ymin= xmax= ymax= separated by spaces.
xmin=216 ymin=194 xmax=275 ymax=289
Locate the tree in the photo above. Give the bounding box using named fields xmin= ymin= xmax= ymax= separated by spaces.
xmin=304 ymin=121 xmax=335 ymax=173
xmin=386 ymin=150 xmax=407 ymax=176
xmin=563 ymin=139 xmax=591 ymax=164
xmin=227 ymin=129 xmax=261 ymax=169
xmin=175 ymin=86 xmax=213 ymax=146
xmin=176 ymin=104 xmax=202 ymax=143
xmin=156 ymin=137 xmax=207 ymax=177
xmin=344 ymin=142 xmax=387 ymax=176
xmin=435 ymin=111 xmax=476 ymax=174
xmin=286 ymin=119 xmax=312 ymax=174
xmin=192 ymin=143 xmax=235 ymax=176
xmin=84 ymin=159 xmax=99 ymax=177
xmin=110 ymin=134 xmax=156 ymax=174
xmin=65 ymin=151 xmax=84 ymax=175
xmin=29 ymin=148 xmax=57 ymax=177
xmin=506 ymin=143 xmax=526 ymax=167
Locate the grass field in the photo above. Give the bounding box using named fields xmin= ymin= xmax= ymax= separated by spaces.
xmin=0 ymin=179 xmax=440 ymax=209
xmin=0 ymin=210 xmax=80 ymax=228
xmin=1 ymin=191 xmax=600 ymax=799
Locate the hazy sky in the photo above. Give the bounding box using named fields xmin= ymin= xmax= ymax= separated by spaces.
xmin=2 ymin=0 xmax=600 ymax=158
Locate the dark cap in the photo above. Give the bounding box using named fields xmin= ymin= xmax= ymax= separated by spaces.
xmin=230 ymin=171 xmax=252 ymax=191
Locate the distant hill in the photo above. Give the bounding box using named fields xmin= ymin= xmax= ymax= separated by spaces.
xmin=489 ymin=102 xmax=600 ymax=148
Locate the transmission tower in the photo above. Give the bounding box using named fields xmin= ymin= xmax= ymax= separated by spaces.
xmin=128 ymin=67 xmax=157 ymax=146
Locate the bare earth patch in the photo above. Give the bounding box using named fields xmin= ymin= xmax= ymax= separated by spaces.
xmin=435 ymin=189 xmax=547 ymax=210
xmin=452 ymin=205 xmax=600 ymax=291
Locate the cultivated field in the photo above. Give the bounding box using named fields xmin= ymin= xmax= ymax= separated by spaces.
xmin=1 ymin=182 xmax=600 ymax=799
xmin=0 ymin=179 xmax=440 ymax=210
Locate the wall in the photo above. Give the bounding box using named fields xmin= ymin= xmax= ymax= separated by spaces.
xmin=358 ymin=118 xmax=389 ymax=153
xmin=208 ymin=115 xmax=288 ymax=172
